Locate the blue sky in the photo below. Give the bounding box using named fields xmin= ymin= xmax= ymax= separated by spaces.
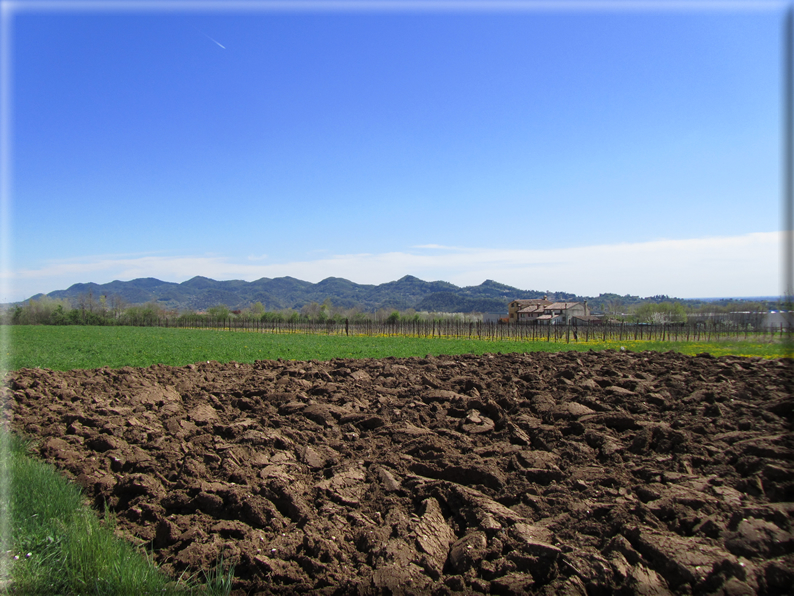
xmin=1 ymin=1 xmax=786 ymax=302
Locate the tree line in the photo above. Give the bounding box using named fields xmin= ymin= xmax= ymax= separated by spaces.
xmin=2 ymin=291 xmax=784 ymax=330
xmin=2 ymin=292 xmax=481 ymax=326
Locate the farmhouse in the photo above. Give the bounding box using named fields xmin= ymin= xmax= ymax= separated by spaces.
xmin=508 ymin=297 xmax=591 ymax=324
xmin=508 ymin=298 xmax=552 ymax=322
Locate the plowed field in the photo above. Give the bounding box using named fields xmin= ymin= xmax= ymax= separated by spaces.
xmin=5 ymin=350 xmax=794 ymax=595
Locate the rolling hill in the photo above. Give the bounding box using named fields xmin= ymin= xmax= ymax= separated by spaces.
xmin=26 ymin=275 xmax=580 ymax=314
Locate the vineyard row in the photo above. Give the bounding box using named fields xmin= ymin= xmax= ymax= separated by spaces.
xmin=124 ymin=317 xmax=788 ymax=344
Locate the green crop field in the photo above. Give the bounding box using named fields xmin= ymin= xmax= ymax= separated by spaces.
xmin=3 ymin=325 xmax=790 ymax=372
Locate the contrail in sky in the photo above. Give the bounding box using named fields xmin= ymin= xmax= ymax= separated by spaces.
xmin=197 ymin=28 xmax=226 ymax=49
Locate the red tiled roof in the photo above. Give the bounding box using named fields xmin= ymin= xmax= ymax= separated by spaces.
xmin=518 ymin=305 xmax=547 ymax=313
xmin=511 ymin=299 xmax=552 ymax=307
xmin=547 ymin=302 xmax=580 ymax=310
xmin=519 ymin=302 xmax=582 ymax=313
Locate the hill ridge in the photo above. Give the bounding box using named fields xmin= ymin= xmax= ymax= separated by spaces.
xmin=26 ymin=275 xmax=573 ymax=313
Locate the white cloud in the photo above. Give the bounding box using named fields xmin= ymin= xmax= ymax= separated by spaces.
xmin=412 ymin=244 xmax=460 ymax=250
xmin=2 ymin=231 xmax=782 ymax=302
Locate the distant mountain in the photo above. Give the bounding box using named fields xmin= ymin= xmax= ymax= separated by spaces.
xmin=23 ymin=275 xmax=767 ymax=315
xmin=24 ymin=275 xmax=570 ymax=314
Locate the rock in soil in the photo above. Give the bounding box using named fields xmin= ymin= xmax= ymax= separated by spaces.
xmin=5 ymin=351 xmax=794 ymax=595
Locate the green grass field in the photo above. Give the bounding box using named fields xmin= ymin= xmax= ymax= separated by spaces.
xmin=4 ymin=325 xmax=790 ymax=372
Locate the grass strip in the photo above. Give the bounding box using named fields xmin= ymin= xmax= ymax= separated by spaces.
xmin=4 ymin=325 xmax=789 ymax=372
xmin=2 ymin=432 xmax=232 ymax=595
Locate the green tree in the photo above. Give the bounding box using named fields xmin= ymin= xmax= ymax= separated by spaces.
xmin=634 ymin=301 xmax=687 ymax=324
xmin=108 ymin=294 xmax=127 ymax=319
xmin=207 ymin=304 xmax=230 ymax=319
xmin=76 ymin=290 xmax=99 ymax=316
xmin=121 ymin=302 xmax=163 ymax=326
xmin=301 ymin=302 xmax=321 ymax=320
xmin=11 ymin=305 xmax=23 ymax=324
xmin=16 ymin=295 xmax=72 ymax=325
xmin=350 ymin=311 xmax=369 ymax=324
xmin=261 ymin=311 xmax=284 ymax=323
xmin=51 ymin=304 xmax=68 ymax=325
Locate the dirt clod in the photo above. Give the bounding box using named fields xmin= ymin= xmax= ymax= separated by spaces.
xmin=6 ymin=350 xmax=794 ymax=594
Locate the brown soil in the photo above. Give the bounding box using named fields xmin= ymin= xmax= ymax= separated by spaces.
xmin=5 ymin=350 xmax=794 ymax=595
